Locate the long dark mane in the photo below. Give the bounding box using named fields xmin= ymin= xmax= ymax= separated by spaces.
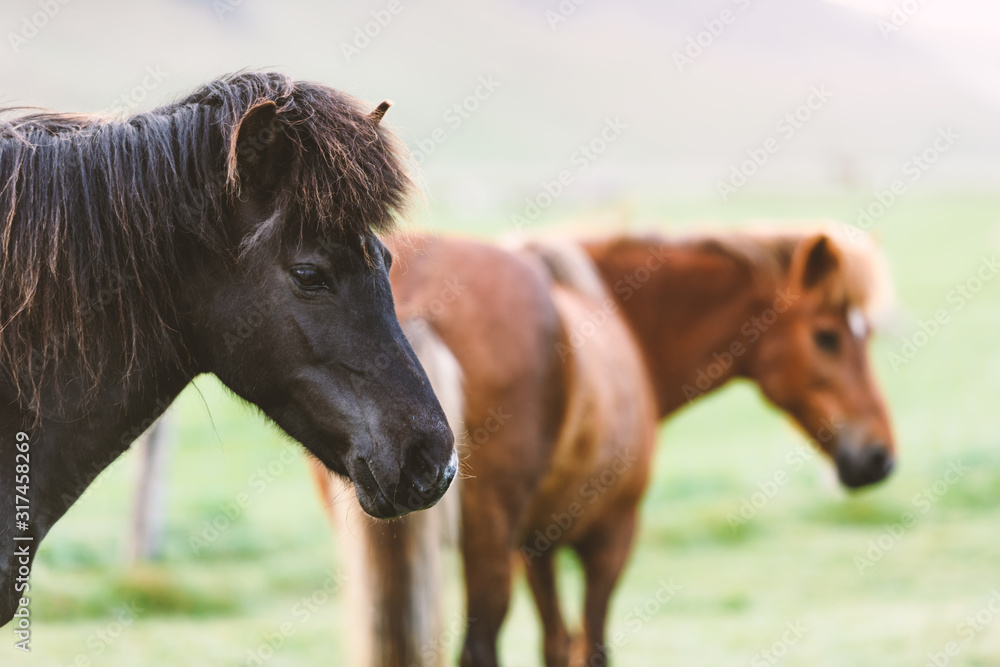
xmin=0 ymin=71 xmax=412 ymax=410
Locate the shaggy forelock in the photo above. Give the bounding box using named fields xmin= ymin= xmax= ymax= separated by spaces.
xmin=682 ymin=226 xmax=895 ymax=323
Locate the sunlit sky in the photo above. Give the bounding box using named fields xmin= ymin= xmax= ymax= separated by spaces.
xmin=824 ymin=0 xmax=1000 ymax=107
xmin=823 ymin=0 xmax=1000 ymax=44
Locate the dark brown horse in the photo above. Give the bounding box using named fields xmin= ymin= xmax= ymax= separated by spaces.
xmin=0 ymin=73 xmax=457 ymax=628
xmin=312 ymin=227 xmax=896 ymax=666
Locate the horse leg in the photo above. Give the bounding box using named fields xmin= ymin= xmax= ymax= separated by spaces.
xmin=458 ymin=477 xmax=527 ymax=667
xmin=572 ymin=508 xmax=639 ymax=667
xmin=459 ymin=537 xmax=513 ymax=666
xmin=524 ymin=549 xmax=571 ymax=667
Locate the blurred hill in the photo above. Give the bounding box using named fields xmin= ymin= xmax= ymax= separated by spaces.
xmin=2 ymin=0 xmax=998 ymax=211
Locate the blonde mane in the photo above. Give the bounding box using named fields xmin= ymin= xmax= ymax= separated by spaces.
xmin=680 ymin=224 xmax=895 ymax=326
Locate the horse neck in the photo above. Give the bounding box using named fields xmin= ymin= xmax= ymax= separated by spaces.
xmin=587 ymin=239 xmax=772 ymax=419
xmin=0 ymin=357 xmax=190 ymax=537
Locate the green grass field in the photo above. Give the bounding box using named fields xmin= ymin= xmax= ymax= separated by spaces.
xmin=4 ymin=193 xmax=999 ymax=666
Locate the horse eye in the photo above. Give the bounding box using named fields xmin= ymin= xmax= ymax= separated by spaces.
xmin=814 ymin=329 xmax=840 ymax=353
xmin=290 ymin=266 xmax=327 ymax=291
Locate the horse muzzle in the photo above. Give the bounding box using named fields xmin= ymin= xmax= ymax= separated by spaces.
xmin=834 ymin=440 xmax=895 ymax=489
xmin=349 ymin=434 xmax=458 ymax=519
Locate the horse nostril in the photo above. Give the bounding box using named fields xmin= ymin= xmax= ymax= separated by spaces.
xmin=399 ymin=431 xmax=454 ymax=506
xmin=401 ymin=437 xmax=436 ymax=493
xmin=867 ymin=443 xmax=891 ymax=472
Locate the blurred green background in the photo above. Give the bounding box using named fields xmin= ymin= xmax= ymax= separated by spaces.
xmin=2 ymin=195 xmax=997 ymax=666
xmin=2 ymin=0 xmax=999 ymax=665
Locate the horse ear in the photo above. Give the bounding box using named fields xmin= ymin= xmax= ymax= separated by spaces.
xmin=369 ymin=100 xmax=392 ymax=125
xmin=228 ymin=100 xmax=284 ymax=193
xmin=791 ymin=234 xmax=841 ymax=292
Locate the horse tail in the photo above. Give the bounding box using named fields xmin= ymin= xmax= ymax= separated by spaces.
xmin=314 ymin=318 xmax=463 ymax=667
xmin=517 ymin=238 xmax=611 ymax=304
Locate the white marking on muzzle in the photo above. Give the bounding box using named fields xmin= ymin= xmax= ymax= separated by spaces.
xmin=848 ymin=306 xmax=868 ymax=339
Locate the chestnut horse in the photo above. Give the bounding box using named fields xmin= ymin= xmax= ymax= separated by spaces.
xmin=315 ymin=235 xmax=656 ymax=667
xmin=572 ymin=228 xmax=895 ymax=487
xmin=312 ymin=228 xmax=896 ymax=666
